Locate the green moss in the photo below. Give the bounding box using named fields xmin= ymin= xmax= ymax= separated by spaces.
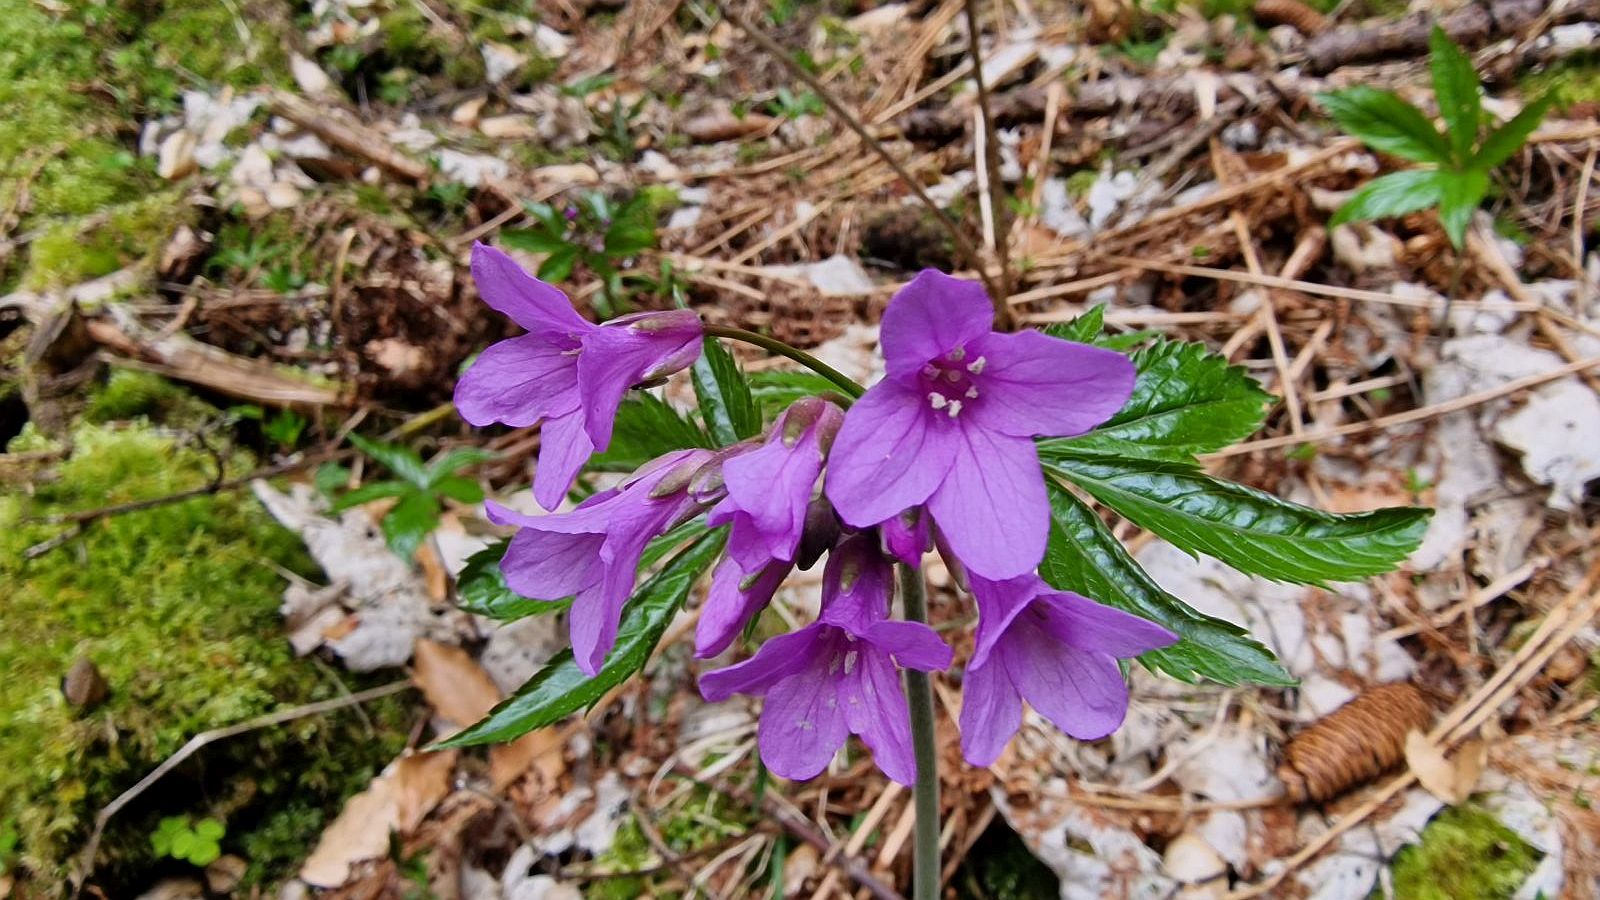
xmin=0 ymin=411 xmax=408 ymax=893
xmin=586 ymin=785 xmax=752 ymax=900
xmin=1386 ymin=806 xmax=1540 ymax=900
xmin=83 ymin=371 xmax=215 ymax=427
xmin=1522 ymin=53 xmax=1600 ymax=113
xmin=23 ymin=191 xmax=186 ymax=292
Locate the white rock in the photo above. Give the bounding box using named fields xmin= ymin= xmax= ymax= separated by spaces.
xmin=1163 ymin=831 xmax=1227 ymax=894
xmin=480 ymin=114 xmax=538 ymax=139
xmin=157 ymin=130 xmax=197 ymax=180
xmin=533 ymin=24 xmax=572 ymax=59
xmin=846 ymin=3 xmax=908 ymax=35
xmin=482 ymin=41 xmax=528 ymax=83
xmin=762 ymin=254 xmax=876 ymax=296
xmin=265 ymin=182 xmax=302 ymax=209
xmin=290 ymin=52 xmax=336 ymax=96
xmin=1493 ymin=379 xmax=1600 ymax=510
xmin=436 ymin=149 xmax=510 ymax=187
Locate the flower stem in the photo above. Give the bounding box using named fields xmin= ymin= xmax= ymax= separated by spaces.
xmin=703 ymin=324 xmax=866 ymax=398
xmin=897 ymin=563 xmax=941 ymax=900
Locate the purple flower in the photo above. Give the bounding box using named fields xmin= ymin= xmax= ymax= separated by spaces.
xmin=959 ymin=574 xmax=1176 ymax=767
xmin=824 ymin=270 xmax=1135 ymax=579
xmin=695 ymin=556 xmax=793 ymax=659
xmin=455 ymin=243 xmax=702 ymax=510
xmin=708 ymin=398 xmax=843 ymax=573
xmin=487 ymin=449 xmax=712 ymax=675
xmin=699 ymin=534 xmax=952 ymax=784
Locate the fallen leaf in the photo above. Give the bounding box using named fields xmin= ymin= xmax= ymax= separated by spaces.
xmin=416 ymin=541 xmax=448 ymax=603
xmin=1405 ymin=731 xmax=1486 ymax=805
xmin=299 ymin=750 xmax=458 ymax=888
xmin=684 ymin=110 xmax=776 ymax=143
xmin=413 ymin=638 xmax=501 ymax=729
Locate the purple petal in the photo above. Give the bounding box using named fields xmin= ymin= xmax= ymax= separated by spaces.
xmin=499 ymin=527 xmax=604 ymax=601
xmin=533 ymin=409 xmax=593 ymax=510
xmin=958 ymin=655 xmax=1023 ymax=767
xmin=575 ymin=321 xmax=701 ymax=450
xmin=817 ymin=534 xmax=895 ymax=634
xmin=695 ymin=557 xmax=792 ymax=659
xmin=453 ymin=334 xmax=580 ymax=428
xmin=699 ymin=625 xmax=826 ymax=702
xmin=968 ymin=574 xmax=1041 ymax=669
xmin=966 ymin=331 xmax=1136 ymax=438
xmin=926 ymin=426 xmax=1048 ymax=580
xmin=879 ymin=270 xmax=995 ymax=378
xmin=758 ymin=664 xmax=852 ymax=781
xmin=841 ymin=648 xmax=917 ymax=785
xmin=721 ymin=427 xmax=821 ymax=564
xmin=879 ymin=508 xmax=931 ymax=567
xmin=1005 ymin=620 xmax=1130 ymax=740
xmin=471 ymin=243 xmax=592 ymax=336
xmin=485 ymin=499 xmax=540 ymax=528
xmin=863 ymin=621 xmax=952 ymax=672
xmin=1036 ymin=590 xmax=1179 ymax=658
xmin=824 ymin=378 xmax=959 ymax=529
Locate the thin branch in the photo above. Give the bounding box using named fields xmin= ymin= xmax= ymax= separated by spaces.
xmin=72 ymin=681 xmax=414 ymax=895
xmin=962 ymin=0 xmax=1014 ymax=307
xmin=706 ymin=0 xmax=1012 ymax=324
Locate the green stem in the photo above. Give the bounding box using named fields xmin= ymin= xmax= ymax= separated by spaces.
xmin=703 ymin=324 xmax=866 ymax=398
xmin=897 ymin=563 xmax=941 ymax=900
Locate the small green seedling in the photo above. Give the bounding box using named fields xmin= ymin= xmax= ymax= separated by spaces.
xmin=1319 ymin=26 xmax=1552 ymax=249
xmin=500 ymin=190 xmax=667 ymax=318
xmin=150 ymin=816 xmax=224 ymax=867
xmin=334 ymin=435 xmax=494 ymax=561
xmin=765 ymin=87 xmax=824 ymax=120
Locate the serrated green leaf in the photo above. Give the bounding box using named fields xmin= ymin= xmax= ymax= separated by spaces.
xmin=1042 ymin=305 xmax=1106 ymax=343
xmin=1095 ymin=330 xmax=1159 ymax=352
xmin=1437 ymin=167 xmax=1489 ymax=250
xmin=499 ymin=228 xmax=571 ymax=255
xmin=329 ymin=479 xmax=413 ymax=512
xmin=1429 ymin=26 xmax=1481 ymax=163
xmin=538 ymin=245 xmax=579 ymax=283
xmin=1330 ymin=169 xmax=1449 ymax=228
xmin=588 ymin=392 xmax=712 ymax=472
xmin=439 ymin=531 xmax=725 ymax=746
xmin=381 ymin=491 xmax=440 ymax=561
xmin=426 ymin=447 xmax=496 ymax=482
xmin=748 ymin=370 xmax=843 ymax=419
xmin=349 ymin=433 xmax=429 ymax=487
xmin=1046 ymin=457 xmax=1432 ymax=585
xmin=456 ymin=539 xmax=573 ymax=619
xmin=1474 ymin=94 xmax=1552 ymax=170
xmin=692 ymin=338 xmax=761 ymax=445
xmin=1041 ymin=339 xmax=1270 ymax=464
xmin=1319 ymin=87 xmax=1453 ymax=164
xmin=434 ymin=475 xmax=485 ymax=505
xmin=1042 ymin=488 xmax=1293 ymax=685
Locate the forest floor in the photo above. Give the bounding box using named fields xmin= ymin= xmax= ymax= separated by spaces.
xmin=2 ymin=0 xmax=1599 ymax=897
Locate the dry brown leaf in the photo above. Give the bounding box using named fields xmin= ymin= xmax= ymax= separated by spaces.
xmin=1405 ymin=731 xmax=1486 ymax=805
xmin=490 ymin=727 xmax=566 ymax=791
xmin=416 ymin=541 xmax=448 ymax=603
xmin=412 ymin=638 xmax=502 ymax=729
xmin=300 ymin=750 xmax=458 ymax=888
xmin=684 ymin=110 xmax=776 ymax=143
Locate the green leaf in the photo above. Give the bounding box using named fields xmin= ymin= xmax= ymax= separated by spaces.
xmin=433 ymin=475 xmax=485 ymax=505
xmin=1473 ymin=94 xmax=1552 ymax=170
xmin=1046 ymin=457 xmax=1432 ymax=585
xmin=748 ymin=370 xmax=843 ymax=418
xmin=1042 ymin=488 xmax=1294 ymax=685
xmin=193 ymin=819 xmax=225 ymax=841
xmin=1429 ymin=26 xmax=1481 ymax=163
xmin=187 ymin=840 xmax=221 ymax=866
xmin=439 ymin=531 xmax=726 ymax=746
xmin=381 ymin=491 xmax=440 ymax=561
xmin=329 ymin=480 xmax=413 ymax=512
xmin=1330 ymin=169 xmax=1448 ymax=227
xmin=588 ymin=393 xmax=712 ymax=472
xmin=537 ymin=245 xmax=579 ymax=283
xmin=603 ymin=223 xmax=657 ymax=256
xmin=169 ymin=831 xmax=195 ymax=858
xmin=1042 ymin=305 xmax=1106 ymax=343
xmin=1041 ymin=339 xmax=1270 ymax=464
xmin=1437 ymin=167 xmax=1490 ymax=250
xmin=313 ymin=462 xmax=350 ymax=498
xmin=500 ymin=228 xmax=572 ymax=255
xmin=523 ymin=201 xmax=566 ymax=233
xmin=426 ymin=447 xmax=496 ymax=482
xmin=1318 ymin=87 xmax=1453 ymax=164
xmin=692 ymin=338 xmax=761 ymax=445
xmin=348 ymin=433 xmax=429 ymax=487
xmin=456 ymin=539 xmax=572 ymax=620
